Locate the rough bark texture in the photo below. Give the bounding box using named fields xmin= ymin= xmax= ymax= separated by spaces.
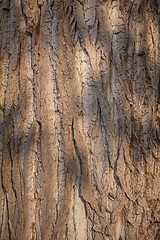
xmin=0 ymin=0 xmax=160 ymax=239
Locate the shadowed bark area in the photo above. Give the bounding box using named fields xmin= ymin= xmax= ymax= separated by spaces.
xmin=0 ymin=0 xmax=160 ymax=239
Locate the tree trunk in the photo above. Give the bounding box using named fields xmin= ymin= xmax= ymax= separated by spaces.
xmin=0 ymin=0 xmax=160 ymax=239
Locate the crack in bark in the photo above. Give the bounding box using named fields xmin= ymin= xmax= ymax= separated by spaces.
xmin=114 ymin=142 xmax=123 ymax=189
xmin=97 ymin=98 xmax=112 ymax=168
xmin=5 ymin=193 xmax=15 ymax=240
xmin=71 ymin=119 xmax=88 ymax=218
xmin=71 ymin=119 xmax=105 ymax=226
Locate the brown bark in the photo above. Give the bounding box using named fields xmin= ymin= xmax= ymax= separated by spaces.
xmin=0 ymin=0 xmax=160 ymax=239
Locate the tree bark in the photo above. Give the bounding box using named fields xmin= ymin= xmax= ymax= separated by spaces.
xmin=0 ymin=0 xmax=160 ymax=239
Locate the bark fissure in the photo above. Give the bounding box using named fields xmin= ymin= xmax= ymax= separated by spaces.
xmin=6 ymin=193 xmax=15 ymax=240
xmin=71 ymin=119 xmax=88 ymax=217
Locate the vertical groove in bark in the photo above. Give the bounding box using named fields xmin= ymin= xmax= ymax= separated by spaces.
xmin=0 ymin=0 xmax=160 ymax=239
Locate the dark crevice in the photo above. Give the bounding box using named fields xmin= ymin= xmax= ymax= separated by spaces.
xmin=97 ymin=98 xmax=112 ymax=168
xmin=71 ymin=119 xmax=88 ymax=218
xmin=5 ymin=193 xmax=15 ymax=240
xmin=9 ymin=138 xmax=20 ymax=228
xmin=71 ymin=119 xmax=105 ymax=222
xmin=114 ymin=143 xmax=123 ymax=188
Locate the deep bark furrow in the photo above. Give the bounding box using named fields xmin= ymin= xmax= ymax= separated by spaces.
xmin=71 ymin=119 xmax=87 ymax=216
